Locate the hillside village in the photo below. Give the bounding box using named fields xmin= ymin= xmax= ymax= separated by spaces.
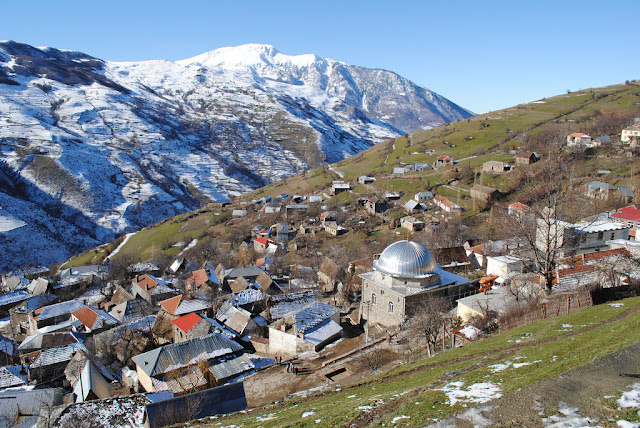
xmin=0 ymin=92 xmax=640 ymax=427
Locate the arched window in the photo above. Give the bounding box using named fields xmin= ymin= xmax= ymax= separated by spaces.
xmin=388 ymin=302 xmax=394 ymax=313
xmin=371 ymin=293 xmax=377 ymax=304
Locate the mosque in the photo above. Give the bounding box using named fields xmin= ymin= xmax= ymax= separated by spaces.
xmin=359 ymin=240 xmax=471 ymax=327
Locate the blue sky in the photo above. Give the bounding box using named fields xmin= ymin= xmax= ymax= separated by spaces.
xmin=3 ymin=0 xmax=637 ymax=113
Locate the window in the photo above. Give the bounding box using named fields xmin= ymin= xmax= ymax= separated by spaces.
xmin=389 ymin=302 xmax=394 ymax=313
xmin=610 ymin=233 xmax=615 ymax=240
xmin=380 ymin=289 xmax=385 ymax=296
xmin=597 ymin=231 xmax=604 ymax=241
xmin=371 ymin=293 xmax=376 ymax=304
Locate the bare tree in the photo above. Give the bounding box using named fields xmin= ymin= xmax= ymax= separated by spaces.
xmin=408 ymin=297 xmax=450 ymax=357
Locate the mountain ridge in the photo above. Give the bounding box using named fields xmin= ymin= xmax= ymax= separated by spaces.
xmin=0 ymin=40 xmax=472 ymax=271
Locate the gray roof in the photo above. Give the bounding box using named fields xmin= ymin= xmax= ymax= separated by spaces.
xmin=303 ymin=318 xmax=343 ymax=347
xmin=34 ymin=300 xmax=86 ymax=321
xmin=23 ymin=293 xmax=57 ymax=312
xmin=269 ymin=290 xmax=316 ymax=319
xmin=374 ymin=240 xmax=437 ymax=278
xmin=0 ymin=291 xmax=31 ymax=307
xmin=292 ymin=302 xmax=340 ymax=334
xmin=175 ymin=296 xmax=211 ymax=316
xmin=586 ymin=181 xmax=617 ymax=190
xmin=132 ymin=333 xmax=242 ymax=377
xmin=0 ymin=366 xmax=27 ymax=389
xmin=223 ymin=266 xmax=265 ymax=280
xmin=209 ymin=353 xmax=254 ymax=381
xmin=30 ymin=343 xmax=85 ymax=368
xmin=0 ymin=388 xmax=63 ymax=423
xmin=619 ymin=186 xmax=633 ymax=198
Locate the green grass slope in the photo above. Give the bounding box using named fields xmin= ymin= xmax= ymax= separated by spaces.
xmin=194 ymin=296 xmax=640 ymax=427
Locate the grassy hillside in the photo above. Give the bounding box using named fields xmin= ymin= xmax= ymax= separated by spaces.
xmin=192 ymin=296 xmax=640 ymax=427
xmin=61 ymin=83 xmax=640 ymax=268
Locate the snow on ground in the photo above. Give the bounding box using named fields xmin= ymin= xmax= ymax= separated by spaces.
xmin=0 ymin=209 xmax=26 ymax=232
xmin=610 ymin=303 xmax=625 ymax=308
xmin=489 ymin=358 xmax=541 ymax=373
xmin=302 ymin=411 xmax=316 ymax=417
xmin=541 ymin=402 xmax=599 ymax=427
xmin=107 ymin=232 xmax=135 ymax=260
xmin=392 ymin=415 xmax=410 ymax=423
xmin=255 ymin=413 xmax=278 ymax=421
xmin=439 ymin=382 xmax=502 ymax=406
xmin=618 ymin=382 xmax=640 ymax=408
xmin=460 ymin=325 xmax=481 ymax=340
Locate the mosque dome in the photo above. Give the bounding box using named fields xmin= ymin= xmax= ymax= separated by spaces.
xmin=373 ymin=240 xmax=437 ymax=278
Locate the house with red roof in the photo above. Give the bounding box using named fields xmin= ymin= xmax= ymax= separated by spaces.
xmin=434 ymin=195 xmax=462 ymax=213
xmin=610 ymin=205 xmax=640 ymax=240
xmin=253 ymin=237 xmax=271 ymax=253
xmin=131 ymin=275 xmax=175 ymax=305
xmin=566 ymin=132 xmax=592 ymax=147
xmin=435 ymin=156 xmax=453 ymax=167
xmin=171 ymin=313 xmax=213 ymax=343
xmin=508 ymin=202 xmax=533 ymax=220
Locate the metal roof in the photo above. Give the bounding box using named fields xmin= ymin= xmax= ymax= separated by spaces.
xmin=373 ymin=240 xmax=437 ymax=278
xmin=132 ymin=333 xmax=242 ymax=377
xmin=34 ymin=300 xmax=86 ymax=321
xmin=0 ymin=366 xmax=27 ymax=389
xmin=0 ymin=291 xmax=30 ymax=307
xmin=209 ymin=353 xmax=254 ymax=381
xmin=30 ymin=343 xmax=84 ymax=368
xmin=292 ymin=302 xmax=340 ymax=334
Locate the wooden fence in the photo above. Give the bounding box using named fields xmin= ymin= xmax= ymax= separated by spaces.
xmin=498 ymin=287 xmax=593 ymax=331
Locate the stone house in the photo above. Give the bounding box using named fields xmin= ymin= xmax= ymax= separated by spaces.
xmin=317 ymin=258 xmax=345 ymax=293
xmin=331 ymin=181 xmax=350 ymax=194
xmin=482 ymin=161 xmax=508 ymax=173
xmin=400 ymin=216 xmax=425 ymax=232
xmin=567 ymin=132 xmax=592 ymax=146
xmin=268 ymin=302 xmax=342 ymax=356
xmin=364 ymin=197 xmax=388 ymax=214
xmin=515 ymin=151 xmax=537 ymax=165
xmin=172 ymin=313 xmax=213 ymax=343
xmin=435 ymin=156 xmax=453 ymax=167
xmin=358 ymin=176 xmax=375 ymax=184
xmin=471 ymin=185 xmax=500 ymax=204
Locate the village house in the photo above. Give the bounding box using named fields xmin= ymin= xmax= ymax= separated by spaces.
xmin=218 ymin=266 xmax=265 ymax=289
xmin=268 ymin=301 xmax=342 ymax=355
xmin=536 ymin=219 xmax=630 ymax=256
xmin=358 ymin=176 xmax=375 ymax=185
xmin=216 ymin=300 xmax=258 ymax=337
xmin=253 ymin=237 xmax=272 ymax=253
xmin=71 ymin=306 xmax=119 ymax=334
xmin=159 ymin=293 xmax=212 ymax=318
xmin=186 ymin=266 xmax=220 ymax=296
xmin=0 ymin=291 xmax=32 ymax=318
xmin=435 ymin=156 xmax=453 ymax=167
xmin=621 ymin=123 xmax=640 ymax=144
xmin=317 ymin=258 xmax=345 ymax=293
xmin=404 ymin=199 xmax=426 ymax=214
xmin=610 ymin=205 xmax=640 ymax=241
xmin=108 ymin=296 xmax=153 ymax=323
xmin=515 ymin=151 xmax=538 ymax=165
xmin=131 ymin=275 xmax=175 ymax=306
xmin=364 ymin=196 xmax=388 ymax=214
xmin=331 ymin=181 xmax=350 ymax=194
xmin=554 ymin=248 xmax=637 ymax=290
xmin=508 ymin=202 xmax=533 ymax=220
xmin=393 ymin=167 xmax=406 ymax=176
xmin=359 ymin=240 xmax=470 ymax=327
xmin=400 ymin=216 xmax=425 ymax=232
xmin=566 ymin=132 xmax=592 ymax=146
xmin=320 ymin=211 xmax=337 ymax=226
xmin=28 ymin=300 xmax=86 ymax=334
xmin=172 ymin=313 xmax=214 ymax=343
xmin=584 ymin=181 xmax=617 ymax=200
xmin=471 ymin=185 xmax=501 ymax=205
xmin=132 ymin=333 xmax=244 ymax=394
xmin=9 ymin=294 xmax=57 ymax=341
xmin=456 ymin=285 xmax=518 ymax=323
xmin=415 ymin=191 xmax=434 ymax=202
xmin=434 ymin=196 xmax=463 ymax=213
xmin=485 ymin=255 xmax=524 ymax=283
xmin=324 ymin=223 xmax=347 ymax=236
xmin=28 ymin=344 xmax=84 ymax=383
xmin=415 ymin=162 xmax=432 ymax=171
xmin=482 ymin=160 xmax=510 ymax=173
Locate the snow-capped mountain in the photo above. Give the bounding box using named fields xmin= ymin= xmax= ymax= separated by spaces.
xmin=0 ymin=41 xmax=472 ymax=270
